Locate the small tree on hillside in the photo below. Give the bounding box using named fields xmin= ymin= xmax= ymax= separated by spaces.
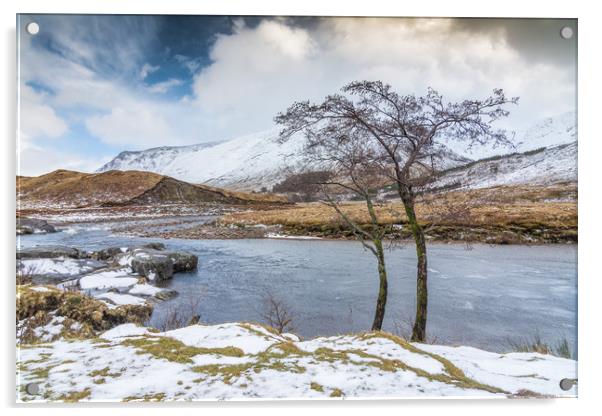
xmin=272 ymin=171 xmax=332 ymax=202
xmin=276 ymin=81 xmax=517 ymax=341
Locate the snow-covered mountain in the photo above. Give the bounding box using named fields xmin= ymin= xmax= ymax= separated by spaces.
xmin=514 ymin=111 xmax=576 ymax=152
xmin=98 ymin=112 xmax=576 ymax=191
xmin=430 ymin=111 xmax=577 ymax=190
xmin=98 ymin=129 xmax=470 ymax=191
xmin=433 ymin=142 xmax=577 ymax=191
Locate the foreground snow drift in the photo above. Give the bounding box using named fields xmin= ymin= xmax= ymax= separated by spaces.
xmin=17 ymin=322 xmax=577 ymax=402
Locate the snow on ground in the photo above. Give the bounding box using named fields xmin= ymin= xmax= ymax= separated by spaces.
xmin=101 ymin=323 xmax=151 ymax=339
xmin=78 ymin=269 xmax=139 ymax=291
xmin=17 ymin=322 xmax=577 ymax=402
xmin=265 ymin=233 xmax=322 ymax=240
xmin=164 ymin=323 xmax=284 ymax=355
xmin=96 ymin=292 xmax=148 ymax=306
xmin=30 ymin=286 xmax=51 ymax=292
xmin=18 ymin=258 xmax=97 ymax=277
xmin=417 ymin=344 xmax=578 ymax=397
xmin=128 ymin=284 xmax=163 ymax=297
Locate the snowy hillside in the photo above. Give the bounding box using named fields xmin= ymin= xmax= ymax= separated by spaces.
xmin=99 ymin=142 xmax=220 ymax=173
xmin=97 ymin=129 xmax=469 ymax=191
xmin=98 ymin=112 xmax=576 ymax=191
xmin=98 ymin=129 xmax=308 ymax=191
xmin=433 ymin=142 xmax=577 ymax=191
xmin=514 ymin=111 xmax=576 ymax=152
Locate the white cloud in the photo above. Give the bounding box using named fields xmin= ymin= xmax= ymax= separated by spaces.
xmin=19 ymin=85 xmax=68 ymax=142
xmin=140 ymin=63 xmax=160 ymax=80
xmin=85 ymin=106 xmax=174 ymax=148
xmin=190 ymin=18 xmax=575 ymax=137
xmin=18 ymin=146 xmax=110 ymax=177
xmin=174 ymin=54 xmax=202 ymax=74
xmin=147 ymin=78 xmax=184 ymax=94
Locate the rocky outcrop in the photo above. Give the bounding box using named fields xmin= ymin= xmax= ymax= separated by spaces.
xmin=166 ymin=251 xmax=198 ymax=273
xmin=128 ymin=247 xmax=199 ymax=280
xmin=130 ymin=249 xmax=174 ymax=281
xmin=16 ymin=243 xmax=198 ymax=309
xmin=17 ymin=245 xmax=82 ymax=260
xmin=90 ymin=247 xmax=125 ymax=261
xmin=16 ymin=217 xmax=56 ymax=235
xmin=88 ymin=243 xmax=199 ymax=281
xmin=17 ymin=285 xmax=153 ymax=344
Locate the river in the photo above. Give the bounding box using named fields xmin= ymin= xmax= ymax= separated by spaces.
xmin=17 ymin=220 xmax=577 ymax=356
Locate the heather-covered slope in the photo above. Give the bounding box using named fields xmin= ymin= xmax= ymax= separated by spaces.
xmin=17 ymin=169 xmax=287 ymax=209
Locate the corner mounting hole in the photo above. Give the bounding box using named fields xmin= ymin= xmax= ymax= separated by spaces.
xmin=560 ymin=26 xmax=573 ymax=40
xmin=26 ymin=22 xmax=40 ymax=35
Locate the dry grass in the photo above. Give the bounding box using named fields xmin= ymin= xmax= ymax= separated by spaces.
xmin=222 ymin=184 xmax=577 ymax=230
xmin=194 ymin=183 xmax=288 ymax=204
xmin=17 ymin=169 xmax=164 ymax=208
xmin=17 ymin=169 xmax=288 ymax=209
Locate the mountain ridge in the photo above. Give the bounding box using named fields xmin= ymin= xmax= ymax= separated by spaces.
xmin=97 ymin=112 xmax=576 ymax=191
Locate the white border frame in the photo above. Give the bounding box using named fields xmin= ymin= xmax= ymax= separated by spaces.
xmin=2 ymin=1 xmax=600 ymax=414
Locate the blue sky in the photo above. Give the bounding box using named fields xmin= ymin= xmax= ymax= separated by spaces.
xmin=17 ymin=15 xmax=576 ymax=176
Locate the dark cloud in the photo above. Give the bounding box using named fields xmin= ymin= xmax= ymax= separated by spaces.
xmin=451 ymin=18 xmax=577 ymax=68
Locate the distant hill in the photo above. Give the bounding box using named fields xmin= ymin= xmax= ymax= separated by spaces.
xmin=17 ymin=170 xmax=288 ymax=209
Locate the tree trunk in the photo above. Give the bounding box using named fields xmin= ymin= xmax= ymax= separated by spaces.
xmin=371 ymin=239 xmax=388 ymax=331
xmin=398 ymin=185 xmax=428 ymax=342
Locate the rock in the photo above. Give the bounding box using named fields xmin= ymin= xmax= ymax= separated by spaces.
xmin=16 ymin=226 xmax=34 ymax=235
xmin=130 ymin=249 xmax=174 ymax=281
xmin=90 ymin=247 xmax=125 ymax=261
xmin=167 ymin=251 xmax=198 ymax=272
xmin=17 ymin=258 xmax=108 ymax=285
xmin=16 ymin=217 xmax=56 ymax=235
xmin=90 ymin=243 xmax=165 ymax=262
xmin=17 ymin=285 xmax=153 ymax=335
xmin=141 ymin=242 xmax=166 ymax=251
xmin=128 ymin=247 xmax=198 ymax=280
xmin=16 ymin=245 xmax=81 ymax=260
xmin=153 ymin=289 xmax=178 ymax=301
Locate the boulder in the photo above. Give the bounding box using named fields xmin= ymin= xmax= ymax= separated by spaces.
xmin=90 ymin=243 xmax=165 ymax=262
xmin=141 ymin=242 xmax=166 ymax=251
xmin=16 ymin=217 xmax=56 ymax=235
xmin=130 ymin=249 xmax=174 ymax=282
xmin=90 ymin=247 xmax=126 ymax=261
xmin=167 ymin=251 xmax=198 ymax=272
xmin=153 ymin=289 xmax=178 ymax=301
xmin=17 ymin=245 xmax=81 ymax=260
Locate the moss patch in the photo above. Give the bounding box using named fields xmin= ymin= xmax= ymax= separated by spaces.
xmin=121 ymin=336 xmax=245 ymax=364
xmin=17 ymin=285 xmax=153 ymax=343
xmin=58 ymin=388 xmax=91 ymax=403
xmin=330 ymin=388 xmax=343 ymax=397
xmin=310 ymin=382 xmax=324 ymax=392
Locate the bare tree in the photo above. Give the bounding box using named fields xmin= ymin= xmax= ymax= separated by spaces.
xmin=259 ymin=289 xmax=295 ymax=334
xmin=298 ymin=129 xmax=394 ymax=331
xmin=157 ymin=296 xmax=203 ymax=331
xmin=276 ymin=80 xmax=517 ymax=341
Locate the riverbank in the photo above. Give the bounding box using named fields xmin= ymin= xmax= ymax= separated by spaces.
xmin=17 ymin=316 xmax=577 ymax=401
xmin=217 ymin=184 xmax=577 ymax=244
xmin=18 ymin=183 xmax=577 ymax=244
